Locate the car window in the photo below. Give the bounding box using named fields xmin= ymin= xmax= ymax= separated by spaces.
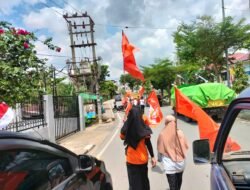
xmin=0 ymin=150 xmax=72 ymax=190
xmin=222 ymin=109 xmax=250 ymax=159
xmin=221 ymin=109 xmax=250 ymax=189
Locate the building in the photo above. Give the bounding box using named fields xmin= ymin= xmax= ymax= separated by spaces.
xmin=221 ymin=52 xmax=250 ymax=84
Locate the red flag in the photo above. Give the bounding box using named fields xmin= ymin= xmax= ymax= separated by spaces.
xmin=147 ymin=90 xmax=163 ymax=127
xmin=0 ymin=102 xmax=14 ymax=130
xmin=138 ymin=86 xmax=145 ymax=98
xmin=122 ymin=31 xmax=144 ymax=81
xmin=175 ymin=87 xmax=240 ymax=152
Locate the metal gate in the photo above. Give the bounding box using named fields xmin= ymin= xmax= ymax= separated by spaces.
xmin=4 ymin=96 xmax=46 ymax=132
xmin=53 ymin=96 xmax=80 ymax=140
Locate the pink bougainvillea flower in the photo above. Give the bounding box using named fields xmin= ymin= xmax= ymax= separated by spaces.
xmin=23 ymin=42 xmax=29 ymax=49
xmin=17 ymin=29 xmax=30 ymax=35
xmin=0 ymin=28 xmax=4 ymax=34
xmin=56 ymin=47 xmax=61 ymax=52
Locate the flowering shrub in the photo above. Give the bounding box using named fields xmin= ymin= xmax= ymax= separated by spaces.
xmin=0 ymin=21 xmax=60 ymax=106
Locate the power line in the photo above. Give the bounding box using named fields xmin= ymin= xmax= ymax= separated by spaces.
xmin=40 ymin=2 xmax=63 ymax=16
xmin=95 ymin=23 xmax=177 ymax=30
xmin=62 ymin=0 xmax=79 ymax=12
xmin=37 ymin=53 xmax=77 ymax=58
xmin=224 ymin=7 xmax=250 ymax=12
xmin=48 ymin=0 xmax=64 ymax=9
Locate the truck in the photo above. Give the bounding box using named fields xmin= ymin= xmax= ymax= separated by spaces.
xmin=171 ymin=83 xmax=236 ymax=120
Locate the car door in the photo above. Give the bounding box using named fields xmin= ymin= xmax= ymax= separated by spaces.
xmin=211 ymin=98 xmax=250 ymax=190
xmin=0 ymin=148 xmax=92 ymax=190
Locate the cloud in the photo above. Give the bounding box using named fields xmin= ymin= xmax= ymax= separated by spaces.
xmin=2 ymin=0 xmax=248 ymax=82
xmin=0 ymin=0 xmax=45 ymax=15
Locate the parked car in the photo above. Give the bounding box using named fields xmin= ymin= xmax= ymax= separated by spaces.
xmin=0 ymin=131 xmax=113 ymax=190
xmin=193 ymin=87 xmax=250 ymax=190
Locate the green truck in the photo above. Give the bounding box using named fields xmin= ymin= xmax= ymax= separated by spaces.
xmin=171 ymin=83 xmax=236 ymax=120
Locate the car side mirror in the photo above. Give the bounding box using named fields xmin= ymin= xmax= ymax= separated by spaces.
xmin=193 ymin=139 xmax=210 ymax=164
xmin=78 ymin=155 xmax=96 ymax=172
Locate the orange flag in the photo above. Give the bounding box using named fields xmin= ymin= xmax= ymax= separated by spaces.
xmin=125 ymin=101 xmax=132 ymax=115
xmin=174 ymin=87 xmax=196 ymax=121
xmin=175 ymin=87 xmax=241 ymax=152
xmin=147 ymin=90 xmax=163 ymax=127
xmin=138 ymin=86 xmax=145 ymax=98
xmin=122 ymin=31 xmax=144 ymax=81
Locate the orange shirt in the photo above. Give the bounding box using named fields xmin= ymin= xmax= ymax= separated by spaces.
xmin=120 ymin=133 xmax=149 ymax=165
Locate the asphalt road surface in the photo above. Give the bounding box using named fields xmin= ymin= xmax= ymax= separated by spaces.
xmin=98 ymin=106 xmax=211 ymax=190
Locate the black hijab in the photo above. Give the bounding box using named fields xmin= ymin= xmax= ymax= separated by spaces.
xmin=121 ymin=106 xmax=152 ymax=149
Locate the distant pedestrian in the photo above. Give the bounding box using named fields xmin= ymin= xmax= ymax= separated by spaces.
xmin=157 ymin=115 xmax=189 ymax=190
xmin=132 ymin=97 xmax=138 ymax=106
xmin=120 ymin=106 xmax=156 ymax=190
xmin=140 ymin=96 xmax=145 ymax=114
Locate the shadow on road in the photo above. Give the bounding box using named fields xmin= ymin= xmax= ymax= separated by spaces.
xmin=151 ymin=165 xmax=164 ymax=174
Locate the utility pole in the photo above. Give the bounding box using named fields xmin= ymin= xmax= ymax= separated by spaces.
xmin=221 ymin=0 xmax=231 ymax=87
xmin=89 ymin=17 xmax=102 ymax=124
xmin=63 ymin=12 xmax=102 ymax=123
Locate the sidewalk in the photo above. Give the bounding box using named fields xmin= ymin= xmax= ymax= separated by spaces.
xmin=57 ymin=99 xmax=119 ymax=156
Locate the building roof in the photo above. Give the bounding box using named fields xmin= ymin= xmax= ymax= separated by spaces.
xmin=228 ymin=52 xmax=250 ymax=63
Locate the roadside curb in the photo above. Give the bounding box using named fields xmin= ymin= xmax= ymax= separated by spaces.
xmin=83 ymin=144 xmax=96 ymax=154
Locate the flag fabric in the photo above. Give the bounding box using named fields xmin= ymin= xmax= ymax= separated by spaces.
xmin=174 ymin=87 xmax=196 ymax=121
xmin=125 ymin=101 xmax=132 ymax=115
xmin=0 ymin=102 xmax=14 ymax=130
xmin=138 ymin=86 xmax=145 ymax=98
xmin=147 ymin=90 xmax=163 ymax=127
xmin=122 ymin=31 xmax=144 ymax=81
xmin=174 ymin=87 xmax=241 ymax=152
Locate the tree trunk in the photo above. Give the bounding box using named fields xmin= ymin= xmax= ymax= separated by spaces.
xmin=167 ymin=85 xmax=171 ymax=105
xmin=161 ymin=89 xmax=164 ymax=97
xmin=213 ymin=63 xmax=221 ymax=82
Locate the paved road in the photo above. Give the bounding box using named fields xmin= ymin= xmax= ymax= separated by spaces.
xmin=95 ymin=106 xmax=211 ymax=190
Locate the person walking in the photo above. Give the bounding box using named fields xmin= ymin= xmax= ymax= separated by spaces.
xmin=157 ymin=115 xmax=189 ymax=190
xmin=120 ymin=106 xmax=157 ymax=190
xmin=140 ymin=96 xmax=145 ymax=114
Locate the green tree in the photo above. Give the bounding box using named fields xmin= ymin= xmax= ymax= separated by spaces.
xmin=232 ymin=62 xmax=249 ymax=93
xmin=99 ymin=80 xmax=118 ymax=99
xmin=57 ymin=82 xmax=76 ymax=96
xmin=119 ymin=74 xmax=141 ymax=90
xmin=0 ymin=22 xmax=60 ymax=106
xmin=99 ymin=64 xmax=110 ymax=82
xmin=142 ymin=58 xmax=176 ymax=100
xmin=174 ymin=16 xmax=250 ymax=81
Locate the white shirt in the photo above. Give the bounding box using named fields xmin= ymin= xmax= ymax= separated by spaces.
xmin=161 ymin=154 xmax=185 ymax=174
xmin=140 ymin=99 xmax=145 ymax=105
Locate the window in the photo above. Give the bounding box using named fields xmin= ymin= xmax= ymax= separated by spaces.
xmin=0 ymin=150 xmax=72 ymax=190
xmin=222 ymin=109 xmax=250 ymax=189
xmin=222 ymin=109 xmax=250 ymax=156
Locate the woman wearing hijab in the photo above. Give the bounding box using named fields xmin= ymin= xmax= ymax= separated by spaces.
xmin=157 ymin=115 xmax=189 ymax=190
xmin=120 ymin=106 xmax=156 ymax=190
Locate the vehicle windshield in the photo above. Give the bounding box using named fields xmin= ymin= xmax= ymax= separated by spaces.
xmin=222 ymin=109 xmax=250 ymax=161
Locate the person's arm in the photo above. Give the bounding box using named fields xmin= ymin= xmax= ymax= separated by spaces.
xmin=120 ymin=133 xmax=125 ymax=140
xmin=145 ymin=137 xmax=157 ymax=167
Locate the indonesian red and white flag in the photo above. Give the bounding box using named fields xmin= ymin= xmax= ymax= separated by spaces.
xmin=0 ymin=102 xmax=14 ymax=130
